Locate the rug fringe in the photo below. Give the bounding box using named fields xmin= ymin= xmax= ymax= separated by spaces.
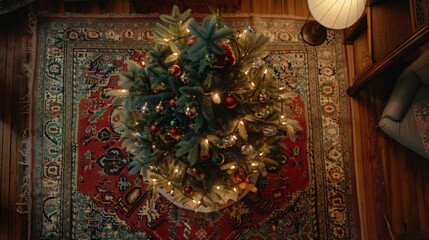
xmin=16 ymin=129 xmax=31 ymax=214
xmin=19 ymin=6 xmax=36 ymax=115
xmin=15 ymin=7 xmax=37 ymax=240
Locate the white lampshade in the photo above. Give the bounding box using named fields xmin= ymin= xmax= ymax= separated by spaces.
xmin=308 ymin=0 xmax=366 ymax=30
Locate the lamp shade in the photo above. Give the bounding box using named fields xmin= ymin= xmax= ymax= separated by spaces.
xmin=308 ymin=0 xmax=366 ymax=30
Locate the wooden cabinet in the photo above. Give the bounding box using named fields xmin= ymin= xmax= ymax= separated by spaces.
xmin=346 ymin=0 xmax=429 ymax=96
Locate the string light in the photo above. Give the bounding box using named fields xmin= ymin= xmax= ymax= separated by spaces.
xmin=280 ymin=114 xmax=287 ymax=125
xmin=106 ymin=89 xmax=129 ymax=96
xmin=212 ymin=92 xmax=221 ymax=104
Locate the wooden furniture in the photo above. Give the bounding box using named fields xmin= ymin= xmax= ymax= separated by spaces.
xmin=346 ymin=0 xmax=429 ymax=96
xmin=378 ymin=50 xmax=429 ymax=159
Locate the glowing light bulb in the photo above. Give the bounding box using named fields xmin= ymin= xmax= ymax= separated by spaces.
xmin=212 ymin=92 xmax=221 ymax=104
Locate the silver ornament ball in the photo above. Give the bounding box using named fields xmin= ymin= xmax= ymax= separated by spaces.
xmin=140 ymin=102 xmax=151 ymax=114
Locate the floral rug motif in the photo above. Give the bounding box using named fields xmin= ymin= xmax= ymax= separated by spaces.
xmin=413 ymin=98 xmax=429 ymax=151
xmin=30 ymin=15 xmax=357 ymax=239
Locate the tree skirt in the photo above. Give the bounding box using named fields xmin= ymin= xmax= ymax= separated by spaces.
xmin=30 ymin=14 xmax=358 ymax=239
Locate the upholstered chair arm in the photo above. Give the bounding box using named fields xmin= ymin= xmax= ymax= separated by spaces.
xmin=380 ymin=68 xmax=421 ymax=121
xmin=410 ymin=49 xmax=429 ymax=86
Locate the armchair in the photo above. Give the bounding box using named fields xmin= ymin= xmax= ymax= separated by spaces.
xmin=379 ymin=50 xmax=429 ymax=159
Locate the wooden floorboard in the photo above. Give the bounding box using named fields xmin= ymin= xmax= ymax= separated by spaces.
xmin=0 ymin=11 xmax=15 ymax=240
xmin=0 ymin=8 xmax=29 ymax=240
xmin=351 ymin=70 xmax=429 ymax=239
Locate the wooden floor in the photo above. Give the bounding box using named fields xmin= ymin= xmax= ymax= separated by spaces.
xmin=0 ymin=7 xmax=31 ymax=240
xmin=351 ymin=70 xmax=429 ymax=240
xmin=1 ymin=1 xmax=429 ymax=239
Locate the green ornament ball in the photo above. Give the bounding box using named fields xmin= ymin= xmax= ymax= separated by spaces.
xmin=211 ymin=154 xmax=224 ymax=165
xmin=170 ymin=119 xmax=179 ymax=128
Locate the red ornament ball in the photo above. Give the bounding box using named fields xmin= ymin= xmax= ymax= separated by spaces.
xmin=224 ymin=95 xmax=238 ymax=109
xmin=149 ymin=124 xmax=159 ymax=133
xmin=169 ymin=98 xmax=176 ymax=107
xmin=169 ymin=64 xmax=181 ymax=77
xmin=215 ymin=44 xmax=236 ymax=68
xmin=234 ymin=169 xmax=247 ymax=182
xmin=199 ymin=151 xmax=211 ymax=160
xmin=187 ymin=36 xmax=197 ymax=45
xmin=184 ymin=185 xmax=194 ymax=195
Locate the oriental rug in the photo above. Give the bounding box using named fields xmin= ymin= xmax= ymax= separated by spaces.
xmin=29 ymin=14 xmax=358 ymax=240
xmin=413 ymin=98 xmax=429 ymax=151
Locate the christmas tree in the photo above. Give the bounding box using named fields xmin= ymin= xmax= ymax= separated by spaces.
xmin=113 ymin=6 xmax=302 ymax=212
